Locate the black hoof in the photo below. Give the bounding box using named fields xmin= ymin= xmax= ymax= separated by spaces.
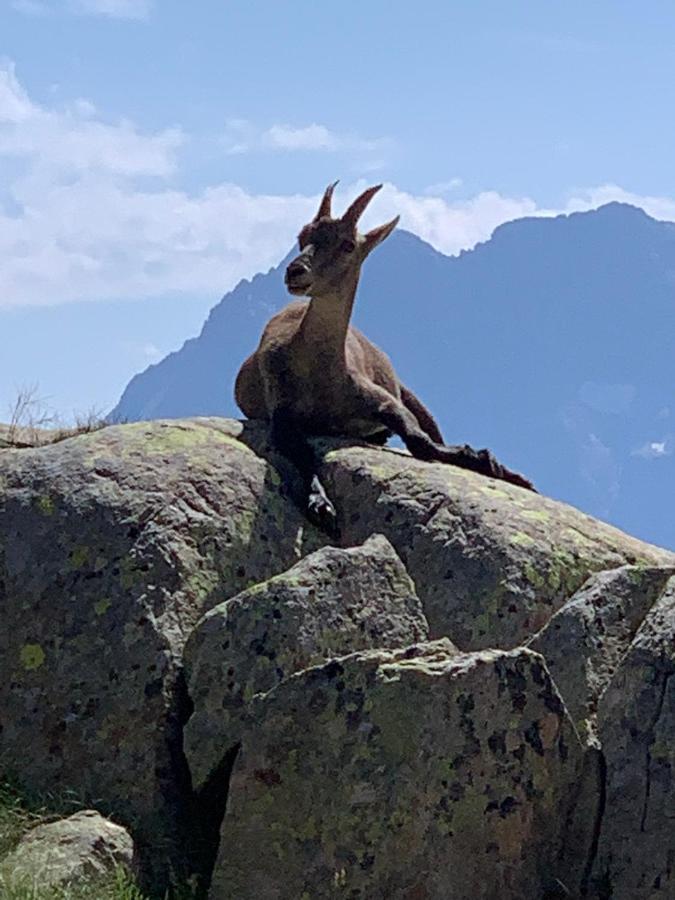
xmin=307 ymin=491 xmax=339 ymax=537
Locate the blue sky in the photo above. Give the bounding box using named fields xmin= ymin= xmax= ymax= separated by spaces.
xmin=2 ymin=0 xmax=675 ymax=418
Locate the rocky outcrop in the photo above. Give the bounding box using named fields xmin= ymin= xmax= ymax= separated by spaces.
xmin=528 ymin=565 xmax=674 ymax=744
xmin=0 ymin=810 xmax=135 ymax=889
xmin=185 ymin=534 xmax=429 ymax=792
xmin=318 ymin=443 xmax=673 ymax=648
xmin=1 ymin=417 xmax=674 ymax=898
xmin=0 ymin=418 xmax=326 ymax=888
xmin=213 ymin=643 xmax=581 ymax=900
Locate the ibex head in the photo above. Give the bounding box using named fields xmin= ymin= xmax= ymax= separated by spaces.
xmin=285 ymin=182 xmax=399 ymax=297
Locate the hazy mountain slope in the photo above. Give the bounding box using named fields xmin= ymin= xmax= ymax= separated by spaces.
xmin=111 ymin=203 xmax=675 ymax=549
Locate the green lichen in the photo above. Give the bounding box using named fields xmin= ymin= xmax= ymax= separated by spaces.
xmin=94 ymin=597 xmax=111 ymax=616
xmin=20 ymin=644 xmax=45 ymax=670
xmin=480 ymin=486 xmax=511 ymax=500
xmin=510 ymin=532 xmax=536 ymax=547
xmin=69 ymin=545 xmax=89 ymax=570
xmin=119 ymin=556 xmax=141 ymax=591
xmin=524 ymin=564 xmax=547 ymax=590
xmin=36 ymin=495 xmax=55 ymax=516
xmin=521 ymin=509 xmax=551 ymax=523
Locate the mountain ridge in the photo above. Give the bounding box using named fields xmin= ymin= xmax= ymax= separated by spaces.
xmin=111 ymin=203 xmax=675 ymax=549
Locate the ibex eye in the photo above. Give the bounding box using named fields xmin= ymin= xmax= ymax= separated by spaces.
xmin=340 ymin=239 xmax=356 ymax=254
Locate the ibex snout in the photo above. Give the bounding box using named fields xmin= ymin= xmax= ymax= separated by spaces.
xmin=285 ymin=256 xmax=312 ymax=295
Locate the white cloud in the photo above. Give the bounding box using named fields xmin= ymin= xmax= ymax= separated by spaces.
xmin=564 ymin=184 xmax=675 ymax=223
xmin=4 ymin=65 xmax=675 ymax=310
xmin=264 ymin=124 xmax=339 ymax=151
xmin=632 ymin=440 xmax=671 ymax=459
xmin=0 ymin=64 xmax=34 ymax=123
xmin=221 ymin=120 xmax=385 ymax=155
xmin=0 ymin=62 xmax=181 ymax=177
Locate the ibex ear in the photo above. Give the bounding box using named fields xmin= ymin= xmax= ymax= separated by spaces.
xmin=362 ymin=215 xmax=400 ymax=256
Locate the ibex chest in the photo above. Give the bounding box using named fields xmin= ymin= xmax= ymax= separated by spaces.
xmin=262 ymin=341 xmax=354 ymax=420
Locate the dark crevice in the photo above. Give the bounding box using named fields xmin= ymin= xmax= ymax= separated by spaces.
xmin=132 ymin=667 xmax=196 ymax=898
xmin=189 ymin=743 xmax=241 ymax=898
xmin=580 ymin=747 xmax=607 ymax=897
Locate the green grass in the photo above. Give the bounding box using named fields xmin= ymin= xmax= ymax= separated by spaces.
xmin=0 ymin=866 xmax=146 ymax=900
xmin=0 ymin=780 xmax=151 ymax=900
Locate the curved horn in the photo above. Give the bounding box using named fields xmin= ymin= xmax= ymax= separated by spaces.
xmin=313 ymin=181 xmax=339 ymax=222
xmin=341 ymin=184 xmax=383 ymax=227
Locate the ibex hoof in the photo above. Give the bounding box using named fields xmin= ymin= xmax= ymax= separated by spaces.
xmin=307 ymin=491 xmax=339 ymax=536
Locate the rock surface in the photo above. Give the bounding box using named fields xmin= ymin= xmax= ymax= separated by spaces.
xmin=593 ymin=577 xmax=675 ymax=899
xmin=528 ymin=565 xmax=674 ymax=744
xmin=0 ymin=418 xmax=325 ymax=885
xmin=1 ymin=417 xmax=674 ymax=898
xmin=185 ymin=534 xmax=429 ymax=792
xmin=318 ymin=444 xmax=674 ymax=649
xmin=213 ymin=643 xmax=582 ymax=900
xmin=0 ymin=810 xmax=135 ymax=889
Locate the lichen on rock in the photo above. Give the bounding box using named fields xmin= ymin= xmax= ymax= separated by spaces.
xmin=184 ymin=534 xmax=430 ymax=792
xmin=213 ymin=644 xmax=582 ymax=900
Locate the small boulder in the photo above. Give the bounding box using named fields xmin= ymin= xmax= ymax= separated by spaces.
xmin=211 ymin=643 xmax=582 ymax=900
xmin=1 ymin=810 xmax=135 ymax=890
xmin=184 ymin=534 xmax=430 ymax=791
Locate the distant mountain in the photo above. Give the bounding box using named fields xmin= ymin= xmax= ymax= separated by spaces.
xmin=111 ymin=203 xmax=675 ymax=550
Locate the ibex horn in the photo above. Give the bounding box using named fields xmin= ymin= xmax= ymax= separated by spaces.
xmin=313 ymin=181 xmax=339 ymax=222
xmin=342 ymin=184 xmax=383 ymax=227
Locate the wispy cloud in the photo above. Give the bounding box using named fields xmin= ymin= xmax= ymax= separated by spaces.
xmin=424 ymin=178 xmax=463 ymax=195
xmin=70 ymin=0 xmax=153 ymax=20
xmin=4 ymin=65 xmax=675 ymax=310
xmin=632 ymin=439 xmax=671 ymax=459
xmin=0 ymin=61 xmax=182 ymax=175
xmin=11 ymin=0 xmax=153 ymax=19
xmin=10 ymin=0 xmax=50 ymax=16
xmin=579 ymin=382 xmax=636 ymax=415
xmin=222 ymin=119 xmax=387 ymax=156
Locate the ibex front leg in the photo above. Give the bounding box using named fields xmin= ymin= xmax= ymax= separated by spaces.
xmin=358 ymin=381 xmax=536 ymax=492
xmin=270 ymin=409 xmax=338 ymax=535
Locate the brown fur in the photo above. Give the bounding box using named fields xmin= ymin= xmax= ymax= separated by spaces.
xmin=235 ymin=183 xmax=534 ymax=531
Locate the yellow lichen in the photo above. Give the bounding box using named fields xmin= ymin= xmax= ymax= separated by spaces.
xmin=510 ymin=532 xmax=536 ymax=547
xmin=20 ymin=643 xmax=45 ymax=670
xmin=480 ymin=486 xmax=511 ymax=500
xmin=521 ymin=509 xmax=551 ymax=523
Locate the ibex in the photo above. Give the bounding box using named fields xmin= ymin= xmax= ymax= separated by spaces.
xmin=235 ymin=183 xmax=535 ymax=532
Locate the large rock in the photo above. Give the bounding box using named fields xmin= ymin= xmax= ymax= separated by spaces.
xmin=2 ymin=417 xmax=673 ymax=895
xmin=185 ymin=534 xmax=429 ymax=792
xmin=317 ymin=445 xmax=675 ymax=648
xmin=528 ymin=565 xmax=674 ymax=744
xmin=0 ymin=418 xmax=325 ymax=885
xmin=0 ymin=810 xmax=134 ymax=889
xmin=592 ymin=576 xmax=675 ymax=898
xmin=212 ymin=643 xmax=582 ymax=900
